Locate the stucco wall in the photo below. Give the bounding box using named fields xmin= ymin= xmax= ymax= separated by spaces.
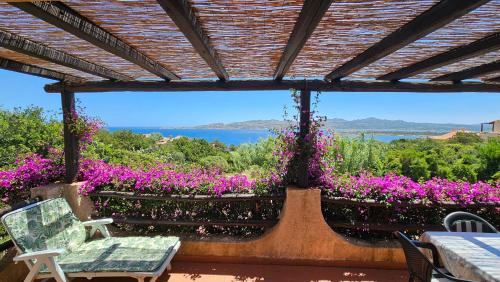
xmin=176 ymin=187 xmax=405 ymax=269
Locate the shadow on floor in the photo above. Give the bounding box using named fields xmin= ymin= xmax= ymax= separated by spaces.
xmin=72 ymin=262 xmax=408 ymax=282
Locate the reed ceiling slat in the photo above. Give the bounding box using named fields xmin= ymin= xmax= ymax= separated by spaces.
xmin=189 ymin=0 xmax=304 ymax=79
xmin=480 ymin=72 xmax=500 ymax=81
xmin=352 ymin=1 xmax=500 ymax=80
xmin=0 ymin=0 xmax=497 ymax=83
xmin=64 ymin=0 xmax=214 ymax=79
xmin=0 ymin=47 xmax=99 ymax=80
xmin=0 ymin=57 xmax=84 ymax=83
xmin=419 ymin=50 xmax=500 ymax=80
xmin=287 ymin=0 xmax=439 ymax=78
xmin=0 ymin=3 xmax=153 ymax=79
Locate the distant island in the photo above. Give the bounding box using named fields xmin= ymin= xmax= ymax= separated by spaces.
xmin=169 ymin=118 xmax=479 ymax=135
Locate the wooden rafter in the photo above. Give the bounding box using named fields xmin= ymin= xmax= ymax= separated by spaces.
xmin=379 ymin=33 xmax=500 ymax=81
xmin=273 ymin=0 xmax=333 ymax=80
xmin=156 ymin=0 xmax=228 ymax=81
xmin=0 ymin=30 xmax=130 ymax=81
xmin=325 ymin=0 xmax=491 ymax=81
xmin=431 ymin=60 xmax=500 ymax=82
xmin=487 ymin=76 xmax=500 ymax=83
xmin=44 ymin=79 xmax=500 ymax=93
xmin=10 ymin=1 xmax=179 ymax=81
xmin=0 ymin=57 xmax=84 ymax=83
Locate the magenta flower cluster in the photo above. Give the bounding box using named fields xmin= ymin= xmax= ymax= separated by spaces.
xmin=320 ymin=173 xmax=500 ymax=205
xmin=78 ymin=159 xmax=256 ymax=196
xmin=0 ymin=154 xmax=64 ymax=203
xmin=1 ymin=152 xmax=497 ymax=207
xmin=65 ymin=109 xmax=103 ymax=145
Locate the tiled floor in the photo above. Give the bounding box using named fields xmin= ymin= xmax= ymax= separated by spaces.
xmin=74 ymin=262 xmax=408 ymax=282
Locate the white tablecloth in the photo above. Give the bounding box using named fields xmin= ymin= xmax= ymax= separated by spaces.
xmin=421 ymin=232 xmax=500 ymax=282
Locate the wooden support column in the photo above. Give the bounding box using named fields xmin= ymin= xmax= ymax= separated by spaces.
xmin=297 ymin=88 xmax=311 ymax=188
xmin=61 ymin=91 xmax=79 ymax=183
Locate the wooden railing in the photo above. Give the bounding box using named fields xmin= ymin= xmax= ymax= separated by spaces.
xmin=89 ymin=191 xmax=500 ymax=233
xmin=321 ymin=196 xmax=500 ymax=232
xmin=89 ymin=191 xmax=285 ymax=228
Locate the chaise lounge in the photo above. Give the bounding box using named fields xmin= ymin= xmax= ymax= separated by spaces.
xmin=1 ymin=197 xmax=180 ymax=282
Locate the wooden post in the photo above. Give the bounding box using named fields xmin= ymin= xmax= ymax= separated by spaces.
xmin=297 ymin=88 xmax=311 ymax=188
xmin=61 ymin=90 xmax=79 ymax=183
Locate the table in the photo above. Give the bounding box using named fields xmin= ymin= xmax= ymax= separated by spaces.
xmin=421 ymin=232 xmax=500 ymax=282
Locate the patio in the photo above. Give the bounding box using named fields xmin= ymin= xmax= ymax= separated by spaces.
xmin=0 ymin=0 xmax=499 ymax=281
xmin=73 ymin=262 xmax=408 ymax=282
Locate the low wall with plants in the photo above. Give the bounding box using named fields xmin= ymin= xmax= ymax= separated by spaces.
xmin=81 ymin=158 xmax=285 ymax=238
xmin=320 ymin=173 xmax=499 ymax=241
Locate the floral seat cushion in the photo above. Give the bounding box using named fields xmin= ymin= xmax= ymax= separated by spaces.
xmin=2 ymin=198 xmax=87 ymax=253
xmin=2 ymin=198 xmax=180 ymax=274
xmin=41 ymin=236 xmax=180 ymax=273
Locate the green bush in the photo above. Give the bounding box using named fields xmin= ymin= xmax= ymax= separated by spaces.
xmin=228 ymin=138 xmax=275 ymax=172
xmin=477 ymin=138 xmax=500 ymax=181
xmin=328 ymin=136 xmax=386 ymax=176
xmin=0 ymin=107 xmax=62 ymax=168
xmin=199 ymin=155 xmax=229 ymax=171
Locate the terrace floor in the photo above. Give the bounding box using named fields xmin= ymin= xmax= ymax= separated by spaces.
xmin=73 ymin=262 xmax=409 ymax=282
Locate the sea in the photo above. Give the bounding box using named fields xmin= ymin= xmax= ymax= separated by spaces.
xmin=107 ymin=127 xmax=422 ymax=146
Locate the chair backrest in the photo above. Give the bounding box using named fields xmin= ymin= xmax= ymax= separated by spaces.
xmin=1 ymin=198 xmax=87 ymax=254
xmin=395 ymin=232 xmax=433 ymax=282
xmin=443 ymin=212 xmax=498 ymax=233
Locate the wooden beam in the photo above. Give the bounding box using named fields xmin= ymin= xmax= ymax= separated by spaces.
xmin=273 ymin=0 xmax=333 ymax=80
xmin=44 ymin=79 xmax=500 ymax=93
xmin=431 ymin=60 xmax=500 ymax=82
xmin=0 ymin=30 xmax=130 ymax=81
xmin=325 ymin=0 xmax=490 ymax=81
xmin=296 ymin=88 xmax=311 ymax=188
xmin=61 ymin=91 xmax=79 ymax=183
xmin=0 ymin=57 xmax=84 ymax=83
xmin=487 ymin=76 xmax=500 ymax=83
xmin=10 ymin=1 xmax=179 ymax=81
xmin=156 ymin=0 xmax=227 ymax=80
xmin=379 ymin=33 xmax=500 ymax=81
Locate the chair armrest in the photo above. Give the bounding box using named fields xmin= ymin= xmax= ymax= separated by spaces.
xmin=82 ymin=218 xmax=113 ymax=226
xmin=433 ymin=267 xmax=475 ymax=282
xmin=412 ymin=240 xmax=441 ymax=267
xmin=83 ymin=218 xmax=113 ymax=238
xmin=13 ymin=249 xmax=64 ymax=262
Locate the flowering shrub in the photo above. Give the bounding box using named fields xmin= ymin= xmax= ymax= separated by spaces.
xmin=0 ymin=153 xmax=64 ymax=204
xmin=78 ymin=158 xmax=278 ymax=196
xmin=65 ymin=106 xmax=102 ymax=145
xmin=77 ymin=159 xmax=283 ymax=237
xmin=271 ymin=90 xmax=341 ymax=187
xmin=321 ymin=173 xmax=500 ymax=205
xmin=321 ymin=173 xmax=499 ymax=241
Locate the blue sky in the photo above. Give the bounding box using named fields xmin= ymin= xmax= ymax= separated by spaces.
xmin=1 ymin=70 xmax=499 ymax=127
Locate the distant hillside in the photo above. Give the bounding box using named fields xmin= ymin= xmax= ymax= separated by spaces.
xmin=182 ymin=118 xmax=479 ymax=134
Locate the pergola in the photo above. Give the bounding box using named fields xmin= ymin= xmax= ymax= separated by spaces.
xmin=0 ymin=0 xmax=499 ymax=186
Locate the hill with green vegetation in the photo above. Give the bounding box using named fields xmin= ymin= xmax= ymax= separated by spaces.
xmin=185 ymin=118 xmax=479 ymax=134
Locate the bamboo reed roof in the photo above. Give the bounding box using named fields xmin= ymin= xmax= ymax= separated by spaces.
xmin=287 ymin=0 xmax=439 ymax=78
xmin=351 ymin=1 xmax=500 ymax=79
xmin=0 ymin=0 xmax=498 ymax=88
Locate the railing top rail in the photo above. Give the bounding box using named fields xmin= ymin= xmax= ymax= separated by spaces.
xmin=89 ymin=191 xmax=285 ymax=202
xmin=321 ymin=196 xmax=500 ymax=208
